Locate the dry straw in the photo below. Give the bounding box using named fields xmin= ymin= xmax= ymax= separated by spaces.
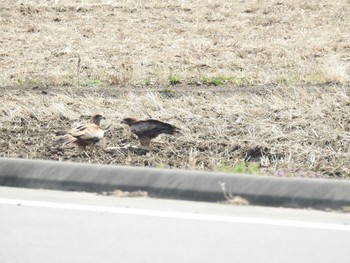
xmin=0 ymin=85 xmax=349 ymax=178
xmin=0 ymin=0 xmax=349 ymax=86
xmin=1 ymin=0 xmax=350 ymax=178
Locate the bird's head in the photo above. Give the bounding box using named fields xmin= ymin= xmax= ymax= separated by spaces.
xmin=121 ymin=117 xmax=137 ymax=126
xmin=91 ymin=114 xmax=106 ymax=125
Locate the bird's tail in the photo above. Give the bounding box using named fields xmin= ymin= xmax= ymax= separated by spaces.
xmin=53 ymin=134 xmax=76 ymax=146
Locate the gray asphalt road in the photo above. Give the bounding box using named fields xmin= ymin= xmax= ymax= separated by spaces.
xmin=1 ymin=187 xmax=350 ymax=263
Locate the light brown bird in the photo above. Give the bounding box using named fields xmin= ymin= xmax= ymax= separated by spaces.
xmin=121 ymin=117 xmax=181 ymax=147
xmin=55 ymin=114 xmax=106 ymax=151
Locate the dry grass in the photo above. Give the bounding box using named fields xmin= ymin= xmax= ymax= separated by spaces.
xmin=1 ymin=0 xmax=350 ymax=178
xmin=1 ymin=85 xmax=349 ymax=178
xmin=1 ymin=0 xmax=350 ymax=86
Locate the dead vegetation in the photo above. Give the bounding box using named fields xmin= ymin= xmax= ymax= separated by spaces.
xmin=0 ymin=0 xmax=350 ymax=86
xmin=0 ymin=0 xmax=350 ymax=178
xmin=0 ymin=85 xmax=349 ymax=178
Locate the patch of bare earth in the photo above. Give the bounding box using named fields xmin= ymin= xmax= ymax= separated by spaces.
xmin=0 ymin=85 xmax=349 ymax=178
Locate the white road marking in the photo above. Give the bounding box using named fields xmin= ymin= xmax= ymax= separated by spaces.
xmin=0 ymin=198 xmax=349 ymax=231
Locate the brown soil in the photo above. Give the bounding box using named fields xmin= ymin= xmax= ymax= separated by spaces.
xmin=1 ymin=84 xmax=349 ymax=178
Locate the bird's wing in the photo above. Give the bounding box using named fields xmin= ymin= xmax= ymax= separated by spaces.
xmin=131 ymin=121 xmax=159 ymax=135
xmin=132 ymin=119 xmax=178 ymax=136
xmin=68 ymin=124 xmax=104 ymax=140
xmin=67 ymin=125 xmax=89 ymax=137
xmin=53 ymin=134 xmax=76 ymax=145
xmin=79 ymin=127 xmax=104 ymax=140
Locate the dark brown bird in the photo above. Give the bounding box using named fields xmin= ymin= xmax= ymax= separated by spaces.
xmin=55 ymin=114 xmax=106 ymax=151
xmin=121 ymin=117 xmax=180 ymax=147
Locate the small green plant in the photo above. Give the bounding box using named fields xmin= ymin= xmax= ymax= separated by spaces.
xmin=215 ymin=161 xmax=259 ymax=174
xmin=201 ymin=75 xmax=232 ymax=86
xmin=234 ymin=161 xmax=259 ymax=174
xmin=200 ymin=75 xmax=249 ymax=86
xmin=17 ymin=78 xmax=25 ymax=85
xmin=202 ymin=76 xmax=225 ymax=86
xmin=156 ymin=163 xmax=166 ymax=168
xmin=169 ymin=75 xmax=181 ymax=85
xmin=144 ymin=78 xmax=152 ymax=86
xmin=16 ymin=78 xmax=45 ymax=86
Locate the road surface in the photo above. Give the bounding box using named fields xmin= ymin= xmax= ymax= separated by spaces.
xmin=1 ymin=187 xmax=349 ymax=263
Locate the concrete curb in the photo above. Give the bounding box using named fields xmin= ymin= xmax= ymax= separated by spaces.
xmin=0 ymin=157 xmax=350 ymax=209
